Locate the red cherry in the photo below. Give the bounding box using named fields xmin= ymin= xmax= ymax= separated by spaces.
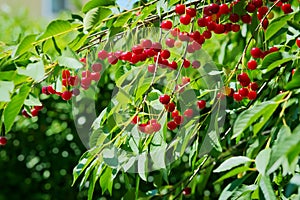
xmin=219 ymin=4 xmax=229 ymax=15
xmin=250 ymin=47 xmax=263 ymax=58
xmin=180 ymin=14 xmax=191 ymax=25
xmin=231 ymin=24 xmax=240 ymax=32
xmin=91 ymin=72 xmax=101 ymax=81
xmin=31 ymin=108 xmax=39 ymax=117
xmin=238 ymin=88 xmax=249 ymax=97
xmin=165 ymin=38 xmax=175 ymax=48
xmin=197 ymin=100 xmax=206 ymax=109
xmin=22 ymin=109 xmax=31 ymax=118
xmin=296 ymin=37 xmax=300 ymax=48
xmin=182 ymin=187 xmax=191 ymax=196
xmin=238 ymin=73 xmax=251 ymax=87
xmin=34 ymin=105 xmax=44 ymax=111
xmin=98 ymin=50 xmax=108 ymax=60
xmin=174 ymin=116 xmax=184 ymax=125
xmin=269 ymin=47 xmax=279 ymax=53
xmin=246 ymin=3 xmax=256 ymax=13
xmin=92 ymin=63 xmax=102 ymax=72
xmin=249 ymin=82 xmax=259 ymax=91
xmin=138 ymin=124 xmax=147 ymax=133
xmin=257 ymin=6 xmax=269 ymax=19
xmin=131 ymin=116 xmax=139 ymax=124
xmin=262 ymin=19 xmax=269 ymax=30
xmin=152 ymin=123 xmax=161 ymax=132
xmin=0 ymin=137 xmax=7 ymax=146
xmin=175 ymin=4 xmax=186 ymax=15
xmin=209 ymin=3 xmax=220 ymax=14
xmin=248 ymin=90 xmax=257 ymax=100
xmin=170 ymin=28 xmax=180 ymax=37
xmin=62 ymin=79 xmax=69 ymax=86
xmin=281 ymin=4 xmax=293 ymax=14
xmin=182 ymin=77 xmax=190 ymax=85
xmin=172 ymin=110 xmax=179 ymax=118
xmin=169 ymin=61 xmax=178 ymax=70
xmin=160 ymin=20 xmax=173 ymax=30
xmin=183 ymin=59 xmax=191 ymax=68
xmin=159 ymin=94 xmax=170 ymax=104
xmin=233 ymin=92 xmax=243 ymax=102
xmin=203 ymin=30 xmax=212 ymax=39
xmin=47 ymin=85 xmax=56 ymax=94
xmin=42 ymin=86 xmax=49 ymax=95
xmin=247 ymin=60 xmax=257 ymax=70
xmin=192 ymin=60 xmax=201 ymax=68
xmin=148 ymin=64 xmax=156 ymax=73
xmin=241 ymin=14 xmax=252 ymax=24
xmin=81 ymin=77 xmax=91 ymax=89
xmin=82 ymin=70 xmax=91 ymax=78
xmin=186 ymin=8 xmax=197 ymax=18
xmin=167 ymin=121 xmax=177 ymax=130
xmin=184 ymin=109 xmax=193 ymax=118
xmin=229 ymin=13 xmax=239 ymax=23
xmin=145 ymin=124 xmax=155 ymax=134
xmin=62 ymin=69 xmax=70 ymax=79
xmin=197 ymin=18 xmax=206 ymax=27
xmin=79 ymin=57 xmax=86 ymax=64
xmin=108 ymin=55 xmax=118 ymax=65
xmin=214 ymin=24 xmax=225 ymax=34
xmin=253 ymin=0 xmax=263 ymax=8
xmin=161 ymin=50 xmax=170 ymax=59
xmin=140 ymin=39 xmax=152 ymax=49
xmin=152 ymin=42 xmax=162 ymax=52
xmin=165 ymin=102 xmax=176 ymax=112
xmin=61 ymin=91 xmax=72 ymax=101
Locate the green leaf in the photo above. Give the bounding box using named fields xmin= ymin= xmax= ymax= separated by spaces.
xmin=266 ymin=14 xmax=293 ymax=41
xmin=232 ymin=93 xmax=286 ymax=139
xmin=113 ymin=12 xmax=133 ymax=27
xmin=17 ymin=60 xmax=45 ymax=82
xmin=285 ymin=68 xmax=300 ymax=90
xmin=261 ymin=52 xmax=282 ymax=69
xmin=214 ymin=156 xmax=251 ymax=173
xmin=24 ymin=95 xmax=42 ymax=106
xmin=138 ymin=152 xmax=147 ymax=181
xmin=0 ymin=81 xmax=14 ymax=102
xmin=57 ymin=56 xmax=83 ymax=70
xmin=83 ymin=7 xmax=112 ymax=32
xmin=259 ymin=176 xmax=276 ymax=200
xmin=3 ymin=85 xmax=30 ymax=133
xmin=261 ymin=52 xmax=295 ymax=73
xmin=100 ymin=167 xmax=113 ymax=195
xmin=255 ymin=149 xmax=271 ymax=176
xmin=82 ymin=0 xmax=115 ymax=13
xmin=214 ymin=166 xmax=250 ymax=184
xmin=13 ymin=34 xmax=37 ymax=58
xmin=38 ymin=20 xmax=72 ymax=40
xmin=219 ymin=175 xmax=248 ymax=200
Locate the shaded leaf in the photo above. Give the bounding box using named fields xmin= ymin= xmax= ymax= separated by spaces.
xmin=266 ymin=14 xmax=293 ymax=41
xmin=259 ymin=176 xmax=276 ymax=200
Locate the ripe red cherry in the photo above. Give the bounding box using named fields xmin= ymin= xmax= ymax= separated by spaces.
xmin=262 ymin=19 xmax=269 ymax=30
xmin=238 ymin=88 xmax=249 ymax=97
xmin=253 ymin=0 xmax=263 ymax=8
xmin=108 ymin=55 xmax=118 ymax=65
xmin=197 ymin=100 xmax=206 ymax=109
xmin=91 ymin=72 xmax=101 ymax=81
xmin=209 ymin=3 xmax=220 ymax=14
xmin=241 ymin=14 xmax=252 ymax=24
xmin=140 ymin=39 xmax=152 ymax=49
xmin=62 ymin=69 xmax=70 ymax=79
xmin=131 ymin=115 xmax=139 ymax=124
xmin=247 ymin=60 xmax=257 ymax=70
xmin=175 ymin=4 xmax=185 ymax=15
xmin=229 ymin=13 xmax=239 ymax=23
xmin=161 ymin=50 xmax=170 ymax=59
xmin=180 ymin=14 xmax=191 ymax=25
xmin=182 ymin=187 xmax=191 ymax=196
xmin=281 ymin=4 xmax=293 ymax=14
xmin=148 ymin=64 xmax=156 ymax=73
xmin=249 ymin=82 xmax=259 ymax=91
xmin=42 ymin=86 xmax=49 ymax=95
xmin=184 ymin=109 xmax=194 ymax=118
xmin=31 ymin=108 xmax=39 ymax=117
xmin=197 ymin=18 xmax=206 ymax=27
xmin=238 ymin=73 xmax=251 ymax=87
xmin=167 ymin=121 xmax=177 ymax=130
xmin=192 ymin=60 xmax=201 ymax=68
xmin=231 ymin=24 xmax=240 ymax=32
xmin=269 ymin=47 xmax=279 ymax=53
xmin=61 ymin=91 xmax=72 ymax=101
xmin=183 ymin=59 xmax=191 ymax=68
xmin=165 ymin=102 xmax=176 ymax=112
xmin=169 ymin=61 xmax=178 ymax=70
xmin=34 ymin=105 xmax=44 ymax=111
xmin=152 ymin=122 xmax=161 ymax=132
xmin=165 ymin=38 xmax=175 ymax=48
xmin=172 ymin=110 xmax=179 ymax=118
xmin=250 ymin=47 xmax=263 ymax=58
xmin=233 ymin=92 xmax=243 ymax=102
xmin=22 ymin=109 xmax=31 ymax=118
xmin=174 ymin=116 xmax=184 ymax=125
xmin=182 ymin=77 xmax=190 ymax=85
xmin=47 ymin=85 xmax=56 ymax=94
xmin=160 ymin=20 xmax=173 ymax=30
xmin=159 ymin=94 xmax=170 ymax=104
xmin=296 ymin=37 xmax=300 ymax=48
xmin=203 ymin=30 xmax=212 ymax=39
xmin=0 ymin=137 xmax=7 ymax=146
xmin=186 ymin=8 xmax=197 ymax=18
xmin=92 ymin=63 xmax=102 ymax=72
xmin=248 ymin=90 xmax=257 ymax=100
xmin=219 ymin=4 xmax=229 ymax=15
xmin=98 ymin=50 xmax=108 ymax=60
xmin=246 ymin=3 xmax=256 ymax=13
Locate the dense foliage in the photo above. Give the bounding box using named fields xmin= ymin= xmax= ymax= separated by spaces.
xmin=0 ymin=0 xmax=300 ymax=199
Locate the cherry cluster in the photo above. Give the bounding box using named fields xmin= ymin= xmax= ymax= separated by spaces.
xmin=22 ymin=105 xmax=44 ymax=118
